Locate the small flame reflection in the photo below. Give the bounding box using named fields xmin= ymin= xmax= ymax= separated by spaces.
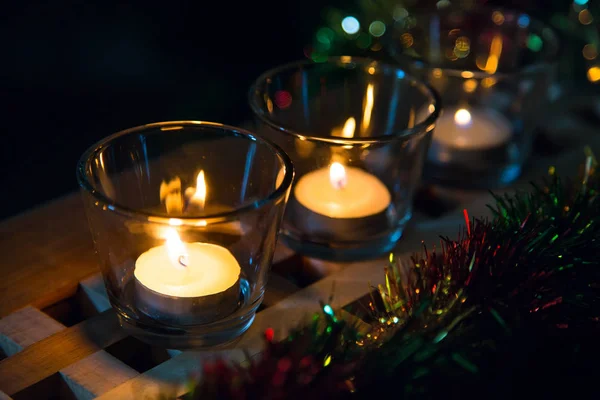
xmin=192 ymin=170 xmax=206 ymax=209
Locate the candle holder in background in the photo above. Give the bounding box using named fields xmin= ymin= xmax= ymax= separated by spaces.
xmin=387 ymin=7 xmax=559 ymax=188
xmin=77 ymin=121 xmax=294 ymax=348
xmin=249 ymin=57 xmax=440 ymax=261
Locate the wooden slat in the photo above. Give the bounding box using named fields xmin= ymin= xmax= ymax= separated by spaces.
xmin=79 ymin=274 xmax=112 ymax=313
xmin=0 ymin=307 xmax=65 ymax=357
xmin=60 ymin=351 xmax=139 ymax=400
xmin=99 ymin=255 xmax=388 ymax=399
xmin=0 ymin=309 xmax=126 ymax=396
xmin=0 ymin=193 xmax=97 ymax=318
xmin=96 ymin=349 xmax=248 ymax=399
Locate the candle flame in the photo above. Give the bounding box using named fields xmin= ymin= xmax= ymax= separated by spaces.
xmin=454 ymin=109 xmax=472 ymax=127
xmin=164 ymin=228 xmax=188 ymax=268
xmin=192 ymin=170 xmax=207 ymax=209
xmin=329 ymin=162 xmax=347 ymax=190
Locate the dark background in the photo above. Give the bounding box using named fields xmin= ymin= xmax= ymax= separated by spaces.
xmin=0 ymin=1 xmax=338 ymax=219
xmin=0 ymin=0 xmax=597 ymax=220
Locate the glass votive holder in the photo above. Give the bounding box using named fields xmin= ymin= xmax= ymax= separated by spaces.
xmin=76 ymin=121 xmax=294 ymax=348
xmin=249 ymin=57 xmax=440 ymax=261
xmin=388 ymin=7 xmax=559 ymax=188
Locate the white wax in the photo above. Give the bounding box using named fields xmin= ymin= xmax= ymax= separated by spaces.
xmin=294 ymin=166 xmax=391 ymax=219
xmin=134 ymin=242 xmax=240 ymax=298
xmin=433 ymin=107 xmax=512 ymax=150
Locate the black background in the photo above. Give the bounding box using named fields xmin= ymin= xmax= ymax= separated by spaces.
xmin=0 ymin=1 xmax=338 ymax=219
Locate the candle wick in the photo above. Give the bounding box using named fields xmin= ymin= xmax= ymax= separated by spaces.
xmin=178 ymin=254 xmax=189 ymax=267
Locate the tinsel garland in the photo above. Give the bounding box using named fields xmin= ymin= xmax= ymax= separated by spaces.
xmin=186 ymin=157 xmax=600 ymax=400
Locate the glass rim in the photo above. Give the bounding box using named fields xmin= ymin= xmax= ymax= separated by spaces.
xmin=248 ymin=56 xmax=442 ymax=144
xmin=388 ymin=6 xmax=560 ymax=78
xmin=76 ymin=120 xmax=295 ymax=226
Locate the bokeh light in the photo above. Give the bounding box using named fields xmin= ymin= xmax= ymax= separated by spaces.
xmin=454 ymin=36 xmax=471 ymax=58
xmin=401 ymin=33 xmax=414 ymax=48
xmin=527 ymin=34 xmax=543 ymax=52
xmin=492 ymin=11 xmax=505 ymax=25
xmin=579 ymin=10 xmax=593 ymax=25
xmin=341 ymin=16 xmax=360 ymax=34
xmin=393 ymin=7 xmax=408 ymax=21
xmin=517 ymin=14 xmax=530 ymax=28
xmin=482 ymin=77 xmax=497 ymax=88
xmin=463 ymin=79 xmax=478 ymax=93
xmin=588 ymin=66 xmax=600 ymax=83
xmin=368 ymin=21 xmax=386 ymax=37
xmin=436 ymin=0 xmax=451 ymax=9
xmin=274 ymin=90 xmax=292 ymax=109
xmin=316 ymin=27 xmax=335 ymax=45
xmin=583 ymin=44 xmax=598 ymax=60
xmin=574 ymin=0 xmax=588 ymax=5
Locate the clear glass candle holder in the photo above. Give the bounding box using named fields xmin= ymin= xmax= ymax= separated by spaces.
xmin=387 ymin=7 xmax=559 ymax=188
xmin=77 ymin=121 xmax=294 ymax=348
xmin=249 ymin=57 xmax=440 ymax=261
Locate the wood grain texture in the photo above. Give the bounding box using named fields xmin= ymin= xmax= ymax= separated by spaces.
xmin=0 ymin=306 xmax=65 ymax=357
xmin=0 ymin=309 xmax=126 ymax=396
xmin=96 ymin=255 xmax=388 ymax=399
xmin=0 ymin=192 xmax=97 ymax=318
xmin=79 ymin=274 xmax=112 ymax=313
xmin=96 ymin=349 xmax=248 ymax=400
xmin=60 ymin=350 xmax=139 ymax=400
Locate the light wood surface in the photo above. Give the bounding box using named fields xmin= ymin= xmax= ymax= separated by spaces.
xmin=0 ymin=309 xmax=126 ymax=396
xmin=0 ymin=193 xmax=97 ymax=318
xmin=60 ymin=350 xmax=139 ymax=400
xmin=0 ymin=306 xmax=65 ymax=357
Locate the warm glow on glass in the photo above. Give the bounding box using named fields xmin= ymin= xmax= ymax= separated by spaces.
xmin=484 ymin=35 xmax=503 ymax=74
xmin=463 ymin=79 xmax=478 ymax=93
xmin=341 ymin=117 xmax=356 ymax=138
xmin=461 ymin=71 xmax=475 ymax=78
xmin=192 ymin=170 xmax=207 ymax=209
xmin=329 ymin=162 xmax=347 ymax=189
xmin=454 ymin=109 xmax=472 ymax=126
xmin=362 ymin=84 xmax=374 ymax=133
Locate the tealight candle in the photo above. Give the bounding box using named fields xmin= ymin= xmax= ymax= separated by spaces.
xmin=134 ymin=228 xmax=241 ymax=325
xmin=428 ymin=107 xmax=513 ymax=166
xmin=290 ymin=162 xmax=392 ymax=241
xmin=136 ymin=170 xmax=241 ymax=325
xmin=433 ymin=107 xmax=512 ymax=150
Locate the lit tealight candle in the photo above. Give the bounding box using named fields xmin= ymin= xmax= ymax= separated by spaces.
xmin=134 ymin=228 xmax=241 ymax=325
xmin=428 ymin=107 xmax=513 ymax=169
xmin=433 ymin=107 xmax=512 ymax=150
xmin=290 ymin=162 xmax=392 ymax=241
xmin=135 ymin=169 xmax=242 ymax=325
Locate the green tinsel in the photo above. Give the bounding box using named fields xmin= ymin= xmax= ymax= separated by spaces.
xmin=183 ymin=156 xmax=600 ymax=400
